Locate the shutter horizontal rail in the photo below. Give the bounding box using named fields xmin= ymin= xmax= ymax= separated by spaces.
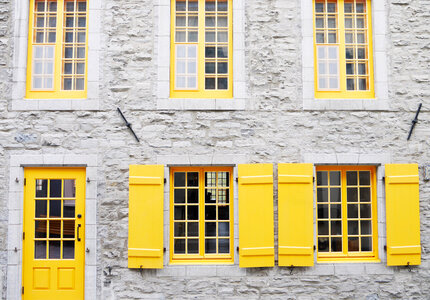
xmin=279 ymin=246 xmax=313 ymax=256
xmin=386 ymin=175 xmax=419 ymax=184
xmin=129 ymin=176 xmax=164 ymax=185
xmin=240 ymin=247 xmax=274 ymax=257
xmin=239 ymin=175 xmax=273 ymax=185
xmin=278 ymin=175 xmax=313 ymax=184
xmin=388 ymin=246 xmax=421 ymax=255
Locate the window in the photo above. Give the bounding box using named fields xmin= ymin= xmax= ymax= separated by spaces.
xmin=170 ymin=167 xmax=233 ymax=263
xmin=316 ymin=166 xmax=378 ymax=262
xmin=26 ymin=0 xmax=88 ymax=99
xmin=170 ymin=0 xmax=233 ymax=99
xmin=314 ymin=0 xmax=374 ymax=99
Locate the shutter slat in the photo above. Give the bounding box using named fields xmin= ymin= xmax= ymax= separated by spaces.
xmin=385 ymin=164 xmax=421 ymax=266
xmin=278 ymin=164 xmax=314 ymax=267
xmin=128 ymin=165 xmax=164 ymax=269
xmin=238 ymin=164 xmax=274 ymax=268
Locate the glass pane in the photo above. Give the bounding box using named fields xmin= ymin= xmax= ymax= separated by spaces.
xmin=356 ymin=3 xmax=364 ymax=13
xmin=63 ymin=180 xmax=75 ymax=197
xmin=187 ymin=77 xmax=197 ymax=89
xmin=359 ymin=171 xmax=371 ymax=185
xmin=328 ymin=32 xmax=336 ymax=43
xmin=318 ymin=204 xmax=329 ymax=219
xmin=66 ymin=2 xmax=74 ymax=11
xmin=218 ymin=16 xmax=227 ymax=27
xmin=205 ymin=32 xmax=215 ymax=42
xmin=206 ymin=16 xmax=215 ymax=27
xmin=346 ymin=48 xmax=354 ymax=59
xmin=357 ymin=33 xmax=365 ymax=44
xmin=347 ymin=188 xmax=358 ymax=202
xmin=217 ymin=31 xmax=228 ymax=43
xmin=174 ymin=222 xmax=185 ymax=237
xmin=327 ymin=18 xmax=336 ymax=28
xmin=356 ymin=18 xmax=365 ymax=28
xmin=205 ymin=0 xmax=215 ymax=11
xmin=76 ymin=78 xmax=84 ymax=90
xmin=49 ymin=241 xmax=61 ymax=259
xmin=316 ymin=32 xmax=325 ymax=43
xmin=49 ymin=220 xmax=61 ymax=238
xmin=205 ymin=206 xmax=216 ymax=220
xmin=361 ymin=220 xmax=372 ymax=235
xmin=318 ymin=221 xmax=329 ymax=235
xmin=318 ymin=237 xmax=329 ymax=252
xmin=76 ymin=63 xmax=85 ymax=74
xmin=205 ymin=189 xmax=216 ymax=203
xmin=217 ymin=78 xmax=228 ymax=90
xmin=64 ymin=63 xmax=73 ymax=74
xmin=360 ymin=204 xmax=371 ymax=218
xmin=35 ymin=220 xmax=47 ymax=238
xmin=345 ymin=33 xmax=354 ymax=43
xmin=36 ymin=2 xmax=45 ymax=12
xmin=331 ymin=221 xmax=342 ymax=235
xmin=205 ymin=222 xmax=216 ymax=236
xmin=50 ymin=2 xmax=58 ymax=11
xmin=35 ymin=241 xmax=47 ymax=259
xmin=35 ymin=200 xmax=47 ymax=218
xmin=174 ymin=206 xmax=185 ymax=220
xmin=48 ymin=32 xmax=56 ymax=43
xmin=357 ymin=48 xmax=365 ymax=59
xmin=49 ymin=200 xmax=61 ymax=218
xmin=188 ymin=239 xmax=199 ymax=253
xmin=66 ymin=16 xmax=74 ymax=27
xmin=174 ymin=189 xmax=185 ymax=204
xmin=347 ymin=78 xmax=355 ymax=90
xmin=344 ymin=3 xmax=353 ymax=13
xmin=331 ymin=237 xmax=342 ymax=252
xmin=175 ymin=31 xmax=186 ymax=42
xmin=77 ymin=47 xmax=85 ymax=58
xmin=187 ymin=205 xmax=198 ymax=220
xmin=205 ymin=62 xmax=216 ymax=74
xmin=360 ymin=187 xmax=371 ymax=202
xmin=218 ymin=62 xmax=228 ymax=74
xmin=218 ymin=222 xmax=229 ymax=237
xmin=217 ymin=47 xmax=228 ymax=58
xmin=346 ymin=63 xmax=354 ymax=75
xmin=188 ymin=31 xmax=198 ymax=42
xmin=348 ymin=221 xmax=359 ymax=235
xmin=361 ymin=237 xmax=372 ymax=251
xmin=347 ymin=204 xmax=358 ymax=218
xmin=358 ymin=63 xmax=366 ymax=75
xmin=187 ymin=189 xmax=198 ymax=204
xmin=327 ymin=3 xmax=336 ymax=12
xmin=329 ymin=171 xmax=340 ymax=185
xmin=218 ymin=206 xmax=229 ymax=220
xmin=176 ymin=0 xmax=186 ymax=11
xmin=345 ymin=18 xmax=353 ymax=28
xmin=63 ymin=241 xmax=75 ymax=259
xmin=63 ymin=78 xmax=72 ymax=90
xmin=330 ymin=204 xmax=341 ymax=219
xmin=218 ymin=0 xmax=227 ymax=11
xmin=218 ymin=172 xmax=229 ymax=187
xmin=63 ymin=200 xmax=75 ymax=218
xmin=50 ymin=180 xmax=62 ymax=197
xmin=205 ymin=239 xmax=216 ymax=253
xmin=77 ymin=32 xmax=85 ymax=43
xmin=78 ymin=17 xmax=86 ymax=27
xmin=219 ymin=239 xmax=229 ymax=253
xmin=317 ymin=188 xmax=328 ymax=202
xmin=330 ymin=188 xmax=341 ymax=203
xmin=188 ymin=0 xmax=198 ymax=11
xmin=174 ymin=239 xmax=185 ymax=254
xmin=188 ymin=16 xmax=198 ymax=27
xmin=63 ymin=220 xmax=75 ymax=238
xmin=329 ymin=78 xmax=338 ymax=89
xmin=317 ymin=171 xmax=328 ymax=185
xmin=187 ymin=172 xmax=199 ymax=187
xmin=218 ymin=189 xmax=229 ymax=204
xmin=174 ymin=172 xmax=186 ymax=187
xmin=205 ymin=78 xmax=215 ymax=89
xmin=205 ymin=47 xmax=216 ymax=58
xmin=316 ymin=18 xmax=324 ymax=28
xmin=218 ymin=78 xmax=228 ymax=90
xmin=188 ymin=222 xmax=199 ymax=237
xmin=348 ymin=237 xmax=359 ymax=251
xmin=36 ymin=180 xmax=48 ymax=197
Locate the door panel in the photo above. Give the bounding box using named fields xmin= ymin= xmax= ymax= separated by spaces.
xmin=23 ymin=168 xmax=85 ymax=300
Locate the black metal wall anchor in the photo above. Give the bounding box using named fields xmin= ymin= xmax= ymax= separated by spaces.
xmin=117 ymin=107 xmax=140 ymax=143
xmin=407 ymin=103 xmax=422 ymax=141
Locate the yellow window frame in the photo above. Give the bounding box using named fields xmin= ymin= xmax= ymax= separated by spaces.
xmin=26 ymin=0 xmax=89 ymax=99
xmin=169 ymin=166 xmax=234 ymax=264
xmin=316 ymin=165 xmax=379 ymax=263
xmin=313 ymin=0 xmax=375 ymax=99
xmin=170 ymin=0 xmax=233 ymax=99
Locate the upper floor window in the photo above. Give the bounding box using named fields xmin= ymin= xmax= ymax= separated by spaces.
xmin=170 ymin=167 xmax=234 ymax=263
xmin=316 ymin=166 xmax=378 ymax=262
xmin=170 ymin=0 xmax=233 ymax=99
xmin=26 ymin=0 xmax=88 ymax=99
xmin=314 ymin=0 xmax=374 ymax=99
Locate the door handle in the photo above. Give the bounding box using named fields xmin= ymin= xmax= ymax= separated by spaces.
xmin=77 ymin=224 xmax=81 ymax=242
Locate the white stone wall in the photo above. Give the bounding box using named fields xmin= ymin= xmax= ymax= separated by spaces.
xmin=0 ymin=0 xmax=429 ymax=299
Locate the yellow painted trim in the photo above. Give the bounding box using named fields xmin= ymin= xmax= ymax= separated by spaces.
xmin=26 ymin=0 xmax=89 ymax=99
xmin=169 ymin=166 xmax=234 ymax=264
xmin=315 ymin=165 xmax=379 ymax=262
xmin=313 ymin=0 xmax=375 ymax=99
xmin=170 ymin=0 xmax=233 ymax=98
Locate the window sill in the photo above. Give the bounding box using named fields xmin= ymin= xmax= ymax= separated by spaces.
xmin=317 ymin=258 xmax=381 ymax=264
xmin=169 ymin=260 xmax=234 ymax=266
xmin=11 ymin=98 xmax=100 ymax=111
xmin=303 ymin=98 xmax=390 ymax=111
xmin=157 ymin=98 xmax=246 ymax=111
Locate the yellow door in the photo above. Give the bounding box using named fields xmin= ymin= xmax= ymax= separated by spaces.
xmin=23 ymin=168 xmax=85 ymax=300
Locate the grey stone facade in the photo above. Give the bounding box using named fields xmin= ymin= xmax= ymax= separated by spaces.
xmin=1 ymin=0 xmax=430 ymax=299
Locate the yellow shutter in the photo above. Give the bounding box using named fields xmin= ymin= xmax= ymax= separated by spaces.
xmin=278 ymin=163 xmax=314 ymax=267
xmin=238 ymin=164 xmax=274 ymax=267
xmin=128 ymin=165 xmax=164 ymax=269
xmin=385 ymin=164 xmax=421 ymax=266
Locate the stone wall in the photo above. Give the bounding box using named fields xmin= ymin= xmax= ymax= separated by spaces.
xmin=1 ymin=0 xmax=430 ymax=299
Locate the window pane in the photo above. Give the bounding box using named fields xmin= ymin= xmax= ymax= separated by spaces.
xmin=205 ymin=239 xmax=216 ymax=253
xmin=318 ymin=237 xmax=329 ymax=252
xmin=330 ymin=171 xmax=340 ymax=185
xmin=360 ymin=187 xmax=371 ymax=202
xmin=176 ymin=0 xmax=186 ymax=11
xmin=187 ymin=172 xmax=199 ymax=187
xmin=174 ymin=222 xmax=185 ymax=237
xmin=318 ymin=221 xmax=329 ymax=235
xmin=361 ymin=237 xmax=372 ymax=251
xmin=218 ymin=222 xmax=229 ymax=237
xmin=50 ymin=180 xmax=62 ymax=197
xmin=348 ymin=237 xmax=359 ymax=251
xmin=49 ymin=241 xmax=61 ymax=259
xmin=63 ymin=200 xmax=75 ymax=218
xmin=330 ymin=188 xmax=341 ymax=203
xmin=348 ymin=221 xmax=359 ymax=235
xmin=174 ymin=172 xmax=186 ymax=187
xmin=360 ymin=171 xmax=371 ymax=186
xmin=361 ymin=220 xmax=372 ymax=235
xmin=330 ymin=204 xmax=341 ymax=219
xmin=49 ymin=200 xmax=61 ymax=218
xmin=205 ymin=222 xmax=216 ymax=236
xmin=360 ymin=204 xmax=371 ymax=218
xmin=347 ymin=204 xmax=358 ymax=218
xmin=217 ymin=78 xmax=228 ymax=90
xmin=187 ymin=189 xmax=198 ymax=204
xmin=347 ymin=188 xmax=358 ymax=202
xmin=35 ymin=200 xmax=47 ymax=217
xmin=174 ymin=239 xmax=185 ymax=254
xmin=219 ymin=239 xmax=229 ymax=253
xmin=63 ymin=220 xmax=75 ymax=239
xmin=63 ymin=241 xmax=75 ymax=259
xmin=188 ymin=239 xmax=199 ymax=253
xmin=331 ymin=237 xmax=342 ymax=252
xmin=188 ymin=222 xmax=199 ymax=237
xmin=317 ymin=171 xmax=328 ymax=185
xmin=174 ymin=206 xmax=185 ymax=220
xmin=318 ymin=204 xmax=329 ymax=219
xmin=205 ymin=206 xmax=216 ymax=220
xmin=331 ymin=221 xmax=342 ymax=235
xmin=35 ymin=241 xmax=47 ymax=259
xmin=205 ymin=189 xmax=216 ymax=203
xmin=187 ymin=205 xmax=198 ymax=220
xmin=35 ymin=220 xmax=47 ymax=238
xmin=346 ymin=172 xmax=358 ymax=185
xmin=218 ymin=206 xmax=229 ymax=220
